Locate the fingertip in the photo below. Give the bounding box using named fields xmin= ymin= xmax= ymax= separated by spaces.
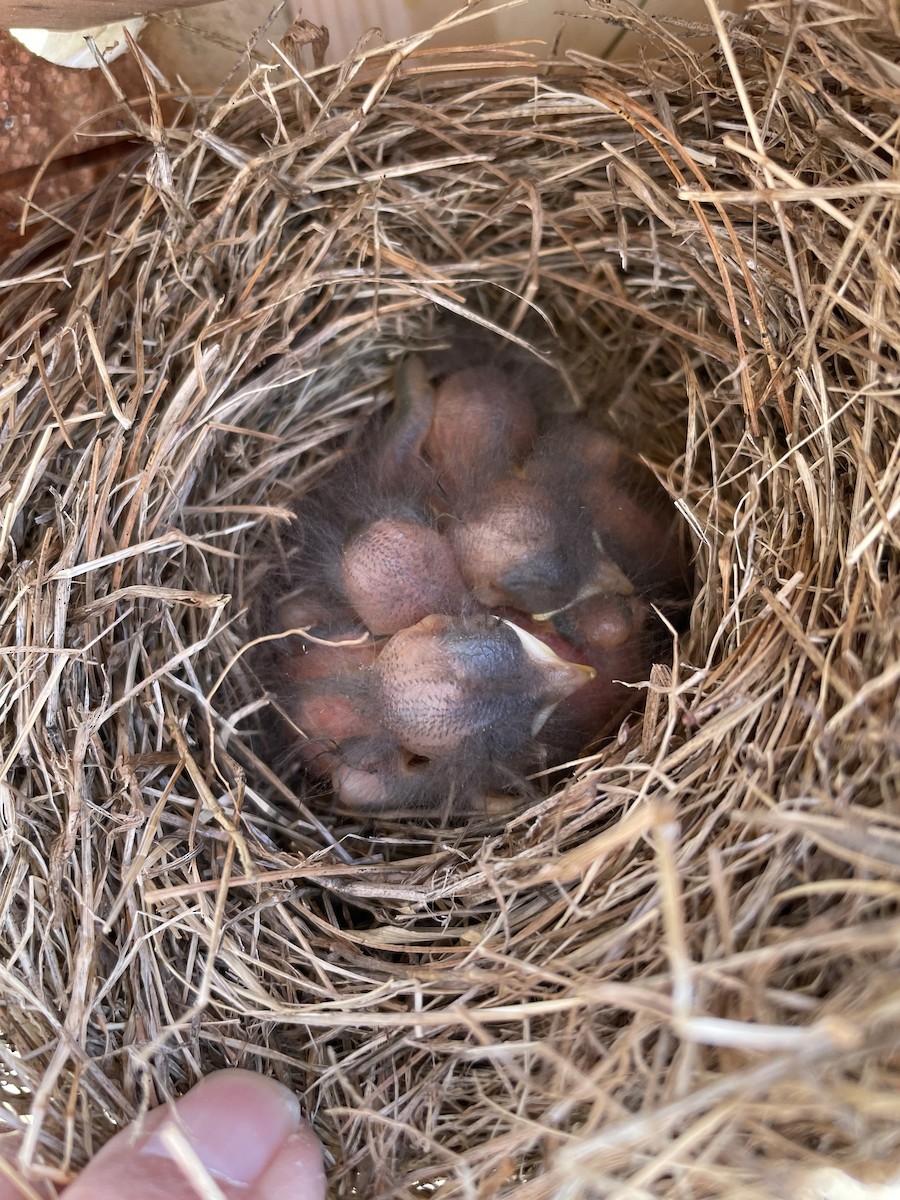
xmin=138 ymin=1068 xmax=302 ymax=1185
xmin=254 ymin=1122 xmax=327 ymax=1200
xmin=0 ymin=1135 xmax=57 ymax=1200
xmin=61 ymin=1069 xmax=324 ymax=1200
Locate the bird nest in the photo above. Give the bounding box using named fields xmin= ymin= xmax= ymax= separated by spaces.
xmin=1 ymin=1 xmax=899 ymax=1196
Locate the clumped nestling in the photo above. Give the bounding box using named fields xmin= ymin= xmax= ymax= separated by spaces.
xmin=253 ymin=327 xmax=691 ymax=812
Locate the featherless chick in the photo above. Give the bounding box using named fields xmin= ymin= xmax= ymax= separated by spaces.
xmin=252 ymin=324 xmax=691 ymax=813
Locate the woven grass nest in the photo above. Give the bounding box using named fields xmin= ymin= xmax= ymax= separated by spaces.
xmin=2 ymin=1 xmax=899 ymax=1195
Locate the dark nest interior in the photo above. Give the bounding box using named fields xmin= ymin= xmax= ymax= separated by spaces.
xmin=1 ymin=1 xmax=899 ymax=1196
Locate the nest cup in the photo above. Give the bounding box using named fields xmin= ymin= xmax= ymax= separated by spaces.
xmin=2 ymin=2 xmax=899 ymax=1196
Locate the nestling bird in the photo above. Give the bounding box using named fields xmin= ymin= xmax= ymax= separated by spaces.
xmin=252 ymin=323 xmax=691 ymax=814
xmin=340 ymin=516 xmax=468 ymax=635
xmin=265 ymin=612 xmax=596 ymax=811
xmin=259 ymin=448 xmax=458 ymax=636
xmin=448 ymin=469 xmax=633 ymax=617
xmin=581 ymin=457 xmax=690 ymax=599
xmin=374 ymin=612 xmax=594 ymax=758
xmin=554 ymin=421 xmax=691 ymax=600
xmin=492 ymin=592 xmax=650 ymax=757
xmin=327 ymin=613 xmax=597 ymax=810
xmin=378 ymin=353 xmax=540 ymax=499
xmin=271 ymin=630 xmax=384 ymax=785
xmin=544 ymin=593 xmax=653 ymax=753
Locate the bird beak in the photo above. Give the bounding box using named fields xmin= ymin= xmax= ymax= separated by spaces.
xmin=501 ymin=618 xmax=596 ymax=734
xmin=588 ymin=548 xmax=634 ymax=597
xmin=531 ymin=546 xmax=634 ymax=621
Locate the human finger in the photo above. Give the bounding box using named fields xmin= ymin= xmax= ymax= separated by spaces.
xmin=60 ymin=1068 xmax=325 ymax=1200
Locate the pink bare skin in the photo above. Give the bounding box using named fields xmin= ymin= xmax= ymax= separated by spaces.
xmin=383 ymin=356 xmax=539 ymax=497
xmin=423 ymin=365 xmax=539 ymax=493
xmin=375 ymin=613 xmax=593 ymax=757
xmin=0 ymin=1070 xmax=325 ymax=1200
xmin=340 ymin=517 xmax=467 ymax=635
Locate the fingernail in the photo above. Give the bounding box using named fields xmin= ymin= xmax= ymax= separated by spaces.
xmin=139 ymin=1068 xmax=302 ymax=1186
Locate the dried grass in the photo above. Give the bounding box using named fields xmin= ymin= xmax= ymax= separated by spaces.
xmin=1 ymin=1 xmax=899 ymax=1196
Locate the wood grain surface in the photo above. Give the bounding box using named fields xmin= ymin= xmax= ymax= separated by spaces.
xmin=0 ymin=0 xmax=216 ymax=32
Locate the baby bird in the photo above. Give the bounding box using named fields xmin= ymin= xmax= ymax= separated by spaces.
xmin=448 ymin=472 xmax=633 ymax=617
xmin=273 ymin=613 xmax=595 ymax=812
xmin=584 ymin=464 xmax=690 ymax=600
xmin=360 ymin=612 xmax=595 ymax=809
xmin=420 ymin=364 xmax=539 ymax=496
xmin=374 ymin=612 xmax=594 ymax=759
xmin=563 ymin=423 xmax=691 ymax=600
xmin=378 ymin=353 xmax=539 ymax=498
xmin=340 ymin=516 xmax=468 ymax=635
xmin=263 ymin=442 xmax=467 ymax=638
xmin=505 ymin=420 xmax=691 ymax=605
xmin=265 ymin=630 xmax=384 ymax=786
xmin=253 ymin=324 xmax=691 ymax=815
xmin=502 ymin=593 xmax=651 ymax=756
